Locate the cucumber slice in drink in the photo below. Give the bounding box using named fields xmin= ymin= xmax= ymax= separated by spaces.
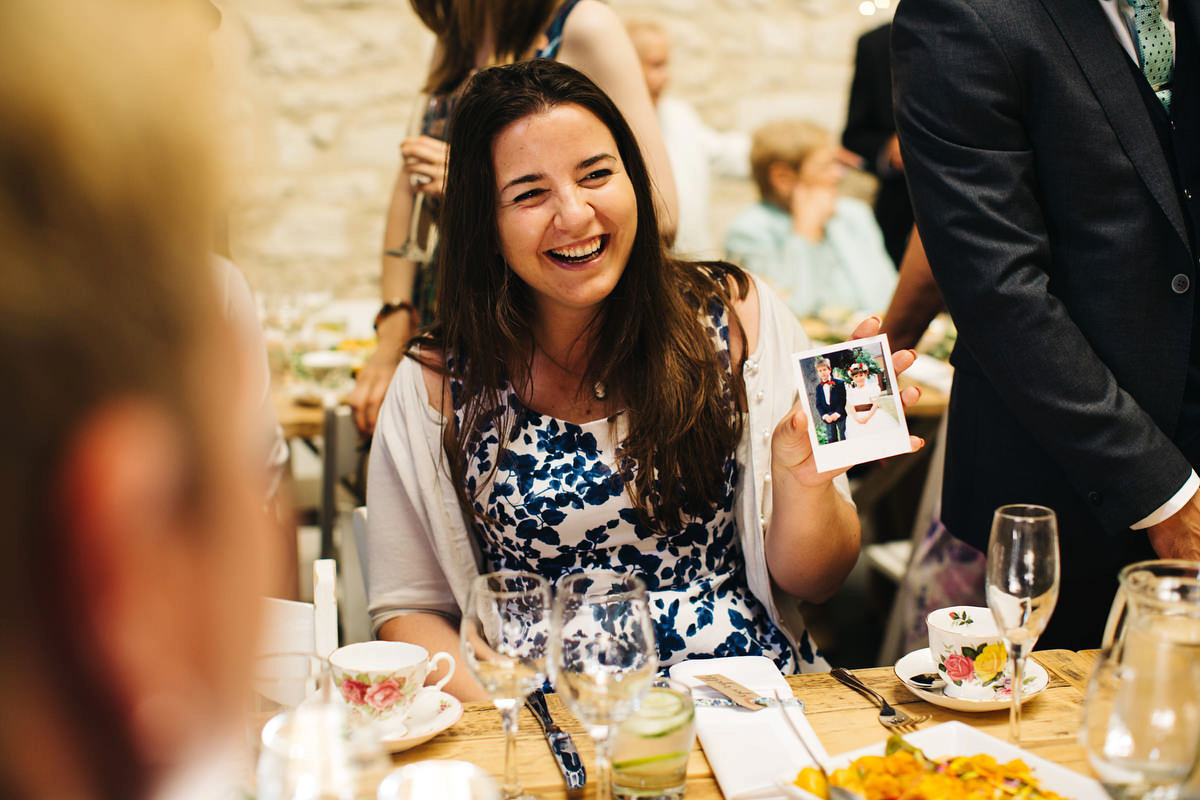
xmin=624 ymin=687 xmax=693 ymax=738
xmin=612 ymin=750 xmax=689 ymax=770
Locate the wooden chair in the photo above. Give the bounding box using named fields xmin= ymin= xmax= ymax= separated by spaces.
xmin=260 ymin=558 xmax=339 ymax=659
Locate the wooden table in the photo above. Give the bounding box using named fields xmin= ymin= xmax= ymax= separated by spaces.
xmin=274 ymin=389 xmax=325 ymax=441
xmin=390 ymin=650 xmax=1099 ymax=799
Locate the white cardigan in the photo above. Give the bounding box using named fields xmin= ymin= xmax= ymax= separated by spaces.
xmin=364 ymin=274 xmax=851 ymax=670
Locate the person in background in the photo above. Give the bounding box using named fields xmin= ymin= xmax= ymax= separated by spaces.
xmin=626 ymin=18 xmax=751 ymax=260
xmin=0 ymin=0 xmax=276 ymax=797
xmin=362 ymin=60 xmax=926 ymax=700
xmin=347 ymin=0 xmax=678 ymax=435
xmin=894 ymin=0 xmax=1199 ymax=648
xmin=724 ymin=118 xmax=897 ymax=319
xmin=842 ymin=23 xmax=913 ymax=269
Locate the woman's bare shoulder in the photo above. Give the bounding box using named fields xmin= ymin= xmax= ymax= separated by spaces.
xmin=559 ymin=0 xmax=621 ymax=40
xmin=727 ymin=270 xmax=760 ymax=362
xmin=411 ymin=347 xmax=452 ymax=416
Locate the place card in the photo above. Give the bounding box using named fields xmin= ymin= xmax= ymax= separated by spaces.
xmin=695 ymin=674 xmax=765 ymax=711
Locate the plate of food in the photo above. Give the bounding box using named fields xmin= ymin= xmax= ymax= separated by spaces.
xmin=894 ymin=648 xmax=1049 ymax=712
xmin=778 ymin=721 xmax=1105 ymax=800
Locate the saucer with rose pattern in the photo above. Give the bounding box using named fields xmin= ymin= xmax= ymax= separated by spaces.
xmin=894 ymin=648 xmax=1048 ymax=712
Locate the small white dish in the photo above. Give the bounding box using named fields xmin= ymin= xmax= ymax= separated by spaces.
xmin=299 ymin=350 xmax=359 ymax=370
xmin=894 ymin=648 xmax=1048 ymax=712
xmin=824 ymin=721 xmax=1106 ymax=800
xmin=332 ymin=688 xmax=462 ymax=752
xmin=378 ymin=690 xmax=463 ymax=752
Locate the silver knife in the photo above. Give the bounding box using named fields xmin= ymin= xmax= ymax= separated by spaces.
xmin=526 ymin=689 xmax=587 ymax=790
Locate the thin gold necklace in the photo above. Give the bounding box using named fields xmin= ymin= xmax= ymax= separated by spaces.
xmin=535 ymin=342 xmax=606 ymax=400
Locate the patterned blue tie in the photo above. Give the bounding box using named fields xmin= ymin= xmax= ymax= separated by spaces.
xmin=1129 ymin=0 xmax=1174 ymax=112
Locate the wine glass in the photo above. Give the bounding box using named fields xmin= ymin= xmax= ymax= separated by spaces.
xmin=1081 ymin=620 xmax=1200 ymax=800
xmin=377 ymin=760 xmax=503 ymax=800
xmin=550 ymin=571 xmax=658 ymax=800
xmin=256 ymin=680 xmax=392 ymax=800
xmin=985 ymin=503 xmax=1060 ymax=742
xmin=389 ymin=93 xmax=447 ymax=263
xmin=460 ymin=571 xmax=552 ymax=800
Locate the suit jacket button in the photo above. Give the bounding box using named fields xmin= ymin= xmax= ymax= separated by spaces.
xmin=1088 ymin=490 xmax=1102 ymax=505
xmin=1172 ymin=274 xmax=1190 ymax=294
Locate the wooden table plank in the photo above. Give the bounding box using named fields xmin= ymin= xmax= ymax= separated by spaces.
xmin=387 ymin=650 xmax=1096 ymax=799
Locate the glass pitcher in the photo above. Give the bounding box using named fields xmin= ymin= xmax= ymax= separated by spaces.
xmin=1101 ymin=560 xmax=1200 ymax=653
xmin=1082 ymin=560 xmax=1200 ymax=800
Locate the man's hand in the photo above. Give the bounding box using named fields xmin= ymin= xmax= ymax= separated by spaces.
xmin=883 ymin=134 xmax=904 ymax=173
xmin=828 ymin=412 xmax=841 ymax=422
xmin=1147 ymin=492 xmax=1200 ymax=560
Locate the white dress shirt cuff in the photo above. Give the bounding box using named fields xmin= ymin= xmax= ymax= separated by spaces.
xmin=1131 ymin=471 xmax=1200 ymax=529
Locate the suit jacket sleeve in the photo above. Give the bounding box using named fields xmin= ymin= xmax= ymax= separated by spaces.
xmin=892 ymin=0 xmax=1192 ymax=532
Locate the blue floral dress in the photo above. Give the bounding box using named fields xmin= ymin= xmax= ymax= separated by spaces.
xmin=454 ymin=301 xmax=798 ymax=673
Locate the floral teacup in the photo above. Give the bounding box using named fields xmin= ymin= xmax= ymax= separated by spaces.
xmin=926 ymin=606 xmax=1010 ymax=700
xmin=329 ymin=641 xmax=455 ymax=722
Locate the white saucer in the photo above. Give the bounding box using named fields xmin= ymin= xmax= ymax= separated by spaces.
xmin=894 ymin=648 xmax=1048 ymax=712
xmin=334 ymin=689 xmax=463 ymax=752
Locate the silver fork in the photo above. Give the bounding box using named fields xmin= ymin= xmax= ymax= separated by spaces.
xmin=829 ymin=668 xmax=928 ymax=732
xmin=771 ymin=690 xmax=864 ymax=800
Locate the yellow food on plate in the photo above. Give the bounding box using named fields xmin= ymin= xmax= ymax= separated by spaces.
xmin=793 ymin=736 xmax=1066 ymax=800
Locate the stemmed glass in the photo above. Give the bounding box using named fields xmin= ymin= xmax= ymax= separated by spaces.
xmin=550 ymin=571 xmax=658 ymax=800
xmin=985 ymin=503 xmax=1060 ymax=742
xmin=255 ymin=676 xmax=392 ymax=800
xmin=389 ymin=94 xmax=447 ymax=263
xmin=460 ymin=571 xmax=552 ymax=800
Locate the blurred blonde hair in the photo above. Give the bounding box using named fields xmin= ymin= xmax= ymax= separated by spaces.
xmin=625 ymin=16 xmax=668 ymax=43
xmin=749 ymin=118 xmax=830 ymax=202
xmin=0 ymin=0 xmax=226 ymax=796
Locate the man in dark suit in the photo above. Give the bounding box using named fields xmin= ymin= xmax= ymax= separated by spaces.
xmin=814 ymin=358 xmax=848 ymax=443
xmin=893 ymin=0 xmax=1199 ymax=648
xmin=842 ymin=22 xmax=913 ymax=269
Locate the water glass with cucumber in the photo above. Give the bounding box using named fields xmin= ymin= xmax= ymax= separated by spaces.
xmin=611 ymin=677 xmax=695 ymax=799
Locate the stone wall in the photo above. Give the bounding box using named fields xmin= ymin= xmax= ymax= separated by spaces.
xmin=218 ymin=0 xmax=895 ymax=299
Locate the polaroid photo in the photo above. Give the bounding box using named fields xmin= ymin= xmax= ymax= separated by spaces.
xmin=792 ymin=333 xmax=913 ymax=473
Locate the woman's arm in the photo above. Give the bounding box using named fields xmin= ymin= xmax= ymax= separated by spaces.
xmin=760 ymin=317 xmax=924 ymax=601
xmin=366 ymin=355 xmax=488 ymax=703
xmin=556 ymin=0 xmax=678 ymax=240
xmin=378 ymin=613 xmax=490 ymax=702
xmin=347 ymin=157 xmax=420 ymax=435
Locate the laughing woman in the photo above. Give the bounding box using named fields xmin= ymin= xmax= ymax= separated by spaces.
xmin=363 ymin=60 xmax=923 ymax=701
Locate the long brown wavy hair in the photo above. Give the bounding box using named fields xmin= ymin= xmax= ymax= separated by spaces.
xmin=411 ymin=59 xmax=750 ymax=531
xmin=410 ymin=0 xmax=560 ymax=94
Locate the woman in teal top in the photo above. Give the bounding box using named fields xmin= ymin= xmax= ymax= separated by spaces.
xmin=724 ymin=118 xmax=897 ymax=319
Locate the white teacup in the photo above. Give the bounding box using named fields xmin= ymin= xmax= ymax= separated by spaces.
xmin=926 ymin=606 xmax=1010 ymax=700
xmin=329 ymin=641 xmax=455 ymax=721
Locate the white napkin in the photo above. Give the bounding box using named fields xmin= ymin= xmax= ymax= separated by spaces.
xmin=669 ymin=656 xmax=828 ymax=800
